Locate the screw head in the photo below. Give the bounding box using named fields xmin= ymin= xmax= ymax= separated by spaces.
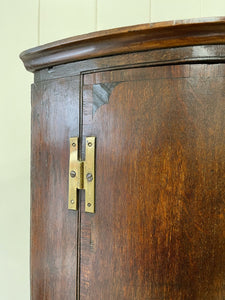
xmin=72 ymin=142 xmax=76 ymax=147
xmin=86 ymin=173 xmax=93 ymax=182
xmin=71 ymin=200 xmax=75 ymax=204
xmin=70 ymin=170 xmax=76 ymax=178
xmin=87 ymin=203 xmax=91 ymax=207
xmin=87 ymin=142 xmax=92 ymax=147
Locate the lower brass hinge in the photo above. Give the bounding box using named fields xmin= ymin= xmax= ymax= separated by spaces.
xmin=68 ymin=137 xmax=96 ymax=213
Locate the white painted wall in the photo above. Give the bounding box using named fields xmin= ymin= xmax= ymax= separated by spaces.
xmin=0 ymin=1 xmax=224 ymax=299
xmin=39 ymin=0 xmax=225 ymax=44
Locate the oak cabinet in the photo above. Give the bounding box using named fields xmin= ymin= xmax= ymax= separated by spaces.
xmin=21 ymin=18 xmax=225 ymax=300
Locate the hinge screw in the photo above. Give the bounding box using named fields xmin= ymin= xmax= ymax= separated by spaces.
xmin=87 ymin=141 xmax=92 ymax=147
xmin=72 ymin=143 xmax=76 ymax=147
xmin=70 ymin=170 xmax=76 ymax=178
xmin=87 ymin=203 xmax=91 ymax=207
xmin=86 ymin=173 xmax=93 ymax=182
xmin=71 ymin=200 xmax=75 ymax=204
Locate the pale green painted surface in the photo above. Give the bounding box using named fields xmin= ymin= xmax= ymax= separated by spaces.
xmin=0 ymin=0 xmax=38 ymax=299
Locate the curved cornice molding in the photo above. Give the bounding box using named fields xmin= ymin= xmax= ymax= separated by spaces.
xmin=20 ymin=17 xmax=225 ymax=72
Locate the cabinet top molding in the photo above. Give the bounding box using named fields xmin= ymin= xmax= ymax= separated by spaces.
xmin=20 ymin=17 xmax=225 ymax=72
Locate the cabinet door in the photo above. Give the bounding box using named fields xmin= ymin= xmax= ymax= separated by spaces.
xmin=80 ymin=64 xmax=225 ymax=300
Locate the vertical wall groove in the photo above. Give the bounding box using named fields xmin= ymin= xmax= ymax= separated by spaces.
xmin=38 ymin=0 xmax=41 ymax=45
xmin=149 ymin=0 xmax=152 ymax=22
xmin=95 ymin=0 xmax=98 ymax=31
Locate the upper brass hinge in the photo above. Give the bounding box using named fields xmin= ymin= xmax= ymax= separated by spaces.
xmin=68 ymin=137 xmax=96 ymax=213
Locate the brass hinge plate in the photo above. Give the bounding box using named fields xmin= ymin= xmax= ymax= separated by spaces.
xmin=68 ymin=137 xmax=96 ymax=213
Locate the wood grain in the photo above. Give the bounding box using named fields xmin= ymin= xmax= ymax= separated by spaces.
xmin=20 ymin=17 xmax=225 ymax=72
xmin=81 ymin=64 xmax=225 ymax=299
xmin=31 ymin=77 xmax=80 ymax=299
xmin=24 ymin=19 xmax=225 ymax=299
xmin=34 ymin=45 xmax=225 ymax=83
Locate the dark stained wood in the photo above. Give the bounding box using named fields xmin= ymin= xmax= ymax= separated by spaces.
xmin=81 ymin=64 xmax=225 ymax=299
xmin=34 ymin=45 xmax=225 ymax=83
xmin=31 ymin=77 xmax=80 ymax=299
xmin=22 ymin=18 xmax=225 ymax=300
xmin=20 ymin=17 xmax=225 ymax=72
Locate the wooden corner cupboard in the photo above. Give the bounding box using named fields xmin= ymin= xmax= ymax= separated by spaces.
xmin=20 ymin=17 xmax=225 ymax=300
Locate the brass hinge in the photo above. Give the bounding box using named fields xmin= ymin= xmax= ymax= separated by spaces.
xmin=68 ymin=137 xmax=96 ymax=213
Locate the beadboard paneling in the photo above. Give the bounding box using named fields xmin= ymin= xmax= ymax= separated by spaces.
xmin=151 ymin=0 xmax=201 ymax=22
xmin=97 ymin=0 xmax=150 ymax=30
xmin=1 ymin=1 xmax=38 ymax=299
xmin=40 ymin=0 xmax=96 ymax=44
xmin=202 ymin=0 xmax=225 ymax=17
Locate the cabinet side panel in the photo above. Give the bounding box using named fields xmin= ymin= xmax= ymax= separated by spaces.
xmin=31 ymin=77 xmax=80 ymax=300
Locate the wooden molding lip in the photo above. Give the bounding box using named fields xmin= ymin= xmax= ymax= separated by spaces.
xmin=20 ymin=17 xmax=225 ymax=72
